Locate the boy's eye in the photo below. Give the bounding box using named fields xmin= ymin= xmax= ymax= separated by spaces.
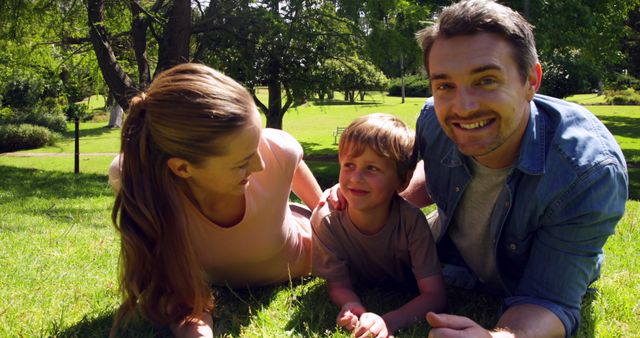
xmin=434 ymin=82 xmax=453 ymax=91
xmin=367 ymin=165 xmax=379 ymax=172
xmin=342 ymin=162 xmax=355 ymax=169
xmin=236 ymin=161 xmax=249 ymax=169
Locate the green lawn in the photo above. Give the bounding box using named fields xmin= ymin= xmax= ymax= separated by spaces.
xmin=0 ymin=93 xmax=639 ymax=337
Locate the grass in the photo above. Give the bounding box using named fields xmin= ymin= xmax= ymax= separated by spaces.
xmin=0 ymin=92 xmax=639 ymax=337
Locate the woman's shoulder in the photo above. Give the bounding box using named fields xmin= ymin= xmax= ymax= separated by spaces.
xmin=260 ymin=128 xmax=303 ymax=161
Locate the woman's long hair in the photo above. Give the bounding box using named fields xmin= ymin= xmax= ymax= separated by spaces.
xmin=110 ymin=63 xmax=255 ymax=335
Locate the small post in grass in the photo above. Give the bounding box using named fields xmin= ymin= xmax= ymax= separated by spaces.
xmin=74 ymin=116 xmax=79 ymax=176
xmin=67 ymin=103 xmax=87 ymax=177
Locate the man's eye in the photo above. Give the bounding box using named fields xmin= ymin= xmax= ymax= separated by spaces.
xmin=479 ymin=77 xmax=498 ymax=86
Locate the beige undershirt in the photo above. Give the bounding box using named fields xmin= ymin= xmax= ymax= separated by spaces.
xmin=448 ymin=158 xmax=510 ymax=291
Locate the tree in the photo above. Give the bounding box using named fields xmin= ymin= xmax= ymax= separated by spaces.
xmin=504 ymin=0 xmax=640 ymax=91
xmin=199 ymin=0 xmax=362 ymax=129
xmin=320 ymin=56 xmax=388 ymax=102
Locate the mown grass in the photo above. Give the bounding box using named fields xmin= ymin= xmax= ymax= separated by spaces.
xmin=0 ymin=92 xmax=639 ymax=337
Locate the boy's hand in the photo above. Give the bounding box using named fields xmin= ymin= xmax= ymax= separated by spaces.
xmin=352 ymin=312 xmax=393 ymax=338
xmin=337 ymin=302 xmax=366 ymax=331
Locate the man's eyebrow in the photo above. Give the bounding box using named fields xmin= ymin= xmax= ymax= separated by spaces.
xmin=471 ymin=64 xmax=502 ymax=74
xmin=430 ymin=63 xmax=503 ymax=81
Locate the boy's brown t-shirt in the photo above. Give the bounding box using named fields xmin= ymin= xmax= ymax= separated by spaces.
xmin=311 ymin=196 xmax=441 ymax=286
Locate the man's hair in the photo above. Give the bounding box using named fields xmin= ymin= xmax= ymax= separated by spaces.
xmin=416 ymin=0 xmax=537 ymax=82
xmin=339 ymin=113 xmax=416 ymax=185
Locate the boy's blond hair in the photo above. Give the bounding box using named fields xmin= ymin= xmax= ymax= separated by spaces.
xmin=339 ymin=113 xmax=416 ymax=185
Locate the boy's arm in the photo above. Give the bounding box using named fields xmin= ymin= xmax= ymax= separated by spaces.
xmin=381 ymin=275 xmax=447 ymax=333
xmin=291 ymin=159 xmax=322 ymax=209
xmin=328 ymin=280 xmax=366 ymax=331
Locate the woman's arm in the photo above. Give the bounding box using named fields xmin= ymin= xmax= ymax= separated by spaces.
xmin=291 ymin=159 xmax=322 ymax=209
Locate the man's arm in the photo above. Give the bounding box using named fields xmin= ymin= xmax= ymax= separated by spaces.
xmin=426 ymin=303 xmax=564 ymax=338
xmin=400 ymin=160 xmax=433 ymax=208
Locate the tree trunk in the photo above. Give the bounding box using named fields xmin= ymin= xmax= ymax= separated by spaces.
xmin=108 ymin=103 xmax=124 ymax=128
xmin=87 ymin=0 xmax=137 ymax=110
xmin=131 ymin=0 xmax=151 ymax=89
xmin=266 ymin=80 xmax=283 ymax=129
xmin=156 ymin=0 xmax=191 ymax=74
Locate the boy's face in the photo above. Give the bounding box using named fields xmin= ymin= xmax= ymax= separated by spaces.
xmin=339 ymin=146 xmax=402 ymax=213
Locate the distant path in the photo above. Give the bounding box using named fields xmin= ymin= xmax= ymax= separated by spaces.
xmin=0 ymin=152 xmax=118 ymax=157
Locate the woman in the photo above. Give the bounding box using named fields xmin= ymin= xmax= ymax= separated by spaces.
xmin=108 ymin=63 xmax=322 ymax=337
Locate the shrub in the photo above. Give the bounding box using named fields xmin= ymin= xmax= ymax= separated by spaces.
xmin=388 ymin=75 xmax=431 ymax=97
xmin=605 ymin=73 xmax=640 ymax=91
xmin=1 ymin=70 xmax=46 ymax=109
xmin=0 ymin=123 xmax=54 ymax=152
xmin=0 ymin=104 xmax=67 ymax=134
xmin=605 ymin=88 xmax=640 ymax=105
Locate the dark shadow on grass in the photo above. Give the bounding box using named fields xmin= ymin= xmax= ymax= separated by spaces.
xmin=576 ymin=289 xmax=597 ymax=338
xmin=308 ymin=98 xmax=384 ymax=107
xmin=211 ymin=282 xmax=297 ymax=336
xmin=287 ymin=280 xmax=434 ymax=336
xmin=55 ymin=284 xmax=283 ymax=338
xmin=284 ymin=279 xmax=339 ymax=335
xmin=0 ymin=165 xmax=110 ymax=199
xmin=62 ymin=124 xmax=116 ymax=139
xmin=55 ymin=310 xmax=171 ymax=338
xmin=597 ymin=114 xmax=640 ymax=140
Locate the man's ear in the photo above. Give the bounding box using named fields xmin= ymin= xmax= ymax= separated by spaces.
xmin=526 ymin=63 xmax=543 ymax=101
xmin=397 ymin=171 xmax=413 ymax=193
xmin=167 ymin=157 xmax=193 ymax=178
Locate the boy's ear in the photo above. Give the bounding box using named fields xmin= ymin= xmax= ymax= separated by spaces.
xmin=167 ymin=157 xmax=193 ymax=178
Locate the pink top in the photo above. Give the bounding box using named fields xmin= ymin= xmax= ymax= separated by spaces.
xmin=108 ymin=128 xmax=312 ymax=288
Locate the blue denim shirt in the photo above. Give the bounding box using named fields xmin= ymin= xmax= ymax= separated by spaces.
xmin=415 ymin=94 xmax=628 ymax=337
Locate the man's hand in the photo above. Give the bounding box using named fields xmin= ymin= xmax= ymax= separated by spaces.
xmin=427 ymin=312 xmax=510 ymax=338
xmin=318 ymin=183 xmax=347 ymax=210
xmin=352 ymin=312 xmax=393 ymax=338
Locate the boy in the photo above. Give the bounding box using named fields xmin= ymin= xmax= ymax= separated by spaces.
xmin=311 ymin=113 xmax=446 ymax=338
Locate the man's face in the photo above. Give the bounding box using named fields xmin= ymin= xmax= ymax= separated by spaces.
xmin=428 ymin=32 xmax=538 ymax=169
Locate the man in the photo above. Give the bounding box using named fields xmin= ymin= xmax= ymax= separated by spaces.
xmin=402 ymin=0 xmax=628 ymax=337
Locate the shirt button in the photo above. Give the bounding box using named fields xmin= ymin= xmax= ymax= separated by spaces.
xmin=509 ymin=243 xmax=517 ymax=251
xmin=455 ymin=186 xmax=460 ymax=192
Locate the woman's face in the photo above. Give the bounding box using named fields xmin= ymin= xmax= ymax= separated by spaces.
xmin=184 ymin=110 xmax=264 ymax=200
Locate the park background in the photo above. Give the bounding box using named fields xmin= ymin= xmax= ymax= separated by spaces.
xmin=1 ymin=1 xmax=639 ymax=337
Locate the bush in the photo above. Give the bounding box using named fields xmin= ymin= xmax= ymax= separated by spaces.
xmin=0 ymin=104 xmax=67 ymax=134
xmin=388 ymin=75 xmax=431 ymax=97
xmin=0 ymin=123 xmax=54 ymax=152
xmin=605 ymin=73 xmax=640 ymax=91
xmin=605 ymin=88 xmax=640 ymax=105
xmin=1 ymin=70 xmax=46 ymax=109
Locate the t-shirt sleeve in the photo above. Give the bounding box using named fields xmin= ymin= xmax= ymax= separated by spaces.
xmin=405 ymin=203 xmax=441 ymax=280
xmin=108 ymin=154 xmax=122 ymax=194
xmin=260 ymin=128 xmax=303 ymax=173
xmin=311 ymin=207 xmax=351 ymax=284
